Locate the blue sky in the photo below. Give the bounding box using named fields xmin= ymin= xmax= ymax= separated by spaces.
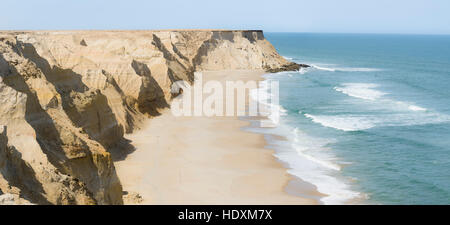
xmin=1 ymin=0 xmax=449 ymax=34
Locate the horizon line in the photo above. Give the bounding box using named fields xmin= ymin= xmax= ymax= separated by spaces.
xmin=0 ymin=29 xmax=449 ymax=36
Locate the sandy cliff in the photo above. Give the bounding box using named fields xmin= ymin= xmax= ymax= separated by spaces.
xmin=0 ymin=30 xmax=299 ymax=204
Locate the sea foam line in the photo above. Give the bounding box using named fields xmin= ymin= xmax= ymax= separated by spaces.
xmin=334 ymin=83 xmax=386 ymax=101
xmin=304 ymin=113 xmax=376 ymax=131
xmin=292 ymin=128 xmax=341 ymax=171
xmin=249 ymin=73 xmax=364 ymax=204
xmin=303 ymin=110 xmax=450 ymax=132
xmin=279 ymin=127 xmax=363 ymax=204
xmin=312 ymin=64 xmax=381 ymax=72
xmin=334 ymin=83 xmax=429 ymax=113
xmin=249 ymin=79 xmax=287 ymax=125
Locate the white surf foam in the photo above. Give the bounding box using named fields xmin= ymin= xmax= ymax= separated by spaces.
xmin=312 ymin=64 xmax=381 ymax=72
xmin=292 ymin=128 xmax=341 ymax=171
xmin=408 ymin=105 xmax=427 ymax=111
xmin=312 ymin=64 xmax=336 ymax=72
xmin=386 ymin=111 xmax=450 ymax=127
xmin=249 ymin=79 xmax=287 ymax=126
xmin=274 ymin=127 xmax=363 ymax=204
xmin=297 ymin=67 xmax=308 ymax=75
xmin=286 ymin=165 xmax=363 ymax=204
xmin=334 ymin=83 xmax=386 ymax=101
xmin=304 ymin=113 xmax=376 ymax=131
xmin=248 ymin=78 xmax=364 ymax=204
xmin=303 ymin=111 xmax=450 ymax=132
xmin=335 ymin=83 xmax=430 ymax=113
xmin=337 ymin=67 xmax=382 ymax=72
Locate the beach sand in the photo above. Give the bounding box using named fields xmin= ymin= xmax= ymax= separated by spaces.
xmin=115 ymin=70 xmax=320 ymax=204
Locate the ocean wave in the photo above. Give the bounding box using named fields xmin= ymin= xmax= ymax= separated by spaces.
xmin=392 ymin=101 xmax=428 ymax=112
xmin=312 ymin=64 xmax=381 ymax=72
xmin=298 ymin=67 xmax=309 ymax=74
xmin=249 ymin=80 xmax=287 ymax=126
xmin=334 ymin=83 xmax=430 ymax=113
xmin=288 ymin=167 xmax=363 ymax=204
xmin=276 ymin=127 xmax=363 ymax=204
xmin=292 ymin=128 xmax=341 ymax=171
xmin=282 ymin=56 xmax=294 ymax=60
xmin=303 ymin=111 xmax=450 ymax=131
xmin=338 ymin=67 xmax=382 ymax=72
xmin=312 ymin=64 xmax=336 ymax=72
xmin=334 ymin=83 xmax=386 ymax=101
xmin=408 ymin=105 xmax=427 ymax=111
xmin=248 ymin=93 xmax=364 ymax=203
xmin=304 ymin=113 xmax=376 ymax=131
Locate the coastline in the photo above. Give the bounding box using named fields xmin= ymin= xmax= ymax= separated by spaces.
xmin=115 ymin=70 xmax=321 ymax=204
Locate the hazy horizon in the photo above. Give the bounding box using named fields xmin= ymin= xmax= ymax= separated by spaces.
xmin=1 ymin=0 xmax=449 ymax=35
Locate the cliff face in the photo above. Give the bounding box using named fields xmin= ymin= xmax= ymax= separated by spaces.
xmin=0 ymin=30 xmax=297 ymax=204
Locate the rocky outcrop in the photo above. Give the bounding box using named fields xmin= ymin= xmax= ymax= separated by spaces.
xmin=0 ymin=30 xmax=298 ymax=205
xmin=265 ymin=63 xmax=310 ymax=73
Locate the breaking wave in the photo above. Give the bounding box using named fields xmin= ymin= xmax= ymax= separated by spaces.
xmin=334 ymin=83 xmax=386 ymax=101
xmin=303 ymin=111 xmax=450 ymax=132
xmin=304 ymin=113 xmax=376 ymax=131
xmin=312 ymin=64 xmax=381 ymax=72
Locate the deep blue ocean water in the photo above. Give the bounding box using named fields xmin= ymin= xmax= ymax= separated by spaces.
xmin=260 ymin=33 xmax=450 ymax=204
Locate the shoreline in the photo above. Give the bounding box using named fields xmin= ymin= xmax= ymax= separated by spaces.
xmin=249 ymin=68 xmax=365 ymax=204
xmin=114 ymin=70 xmax=322 ymax=204
xmin=240 ymin=118 xmax=326 ymax=204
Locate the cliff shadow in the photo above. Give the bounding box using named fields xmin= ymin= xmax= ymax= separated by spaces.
xmin=0 ymin=50 xmax=121 ymax=204
xmin=131 ymin=59 xmax=170 ymax=117
xmin=192 ymin=38 xmax=218 ymax=71
xmin=212 ymin=31 xmax=235 ymax=43
xmin=17 ymin=42 xmax=126 ymax=149
xmin=0 ymin=52 xmax=68 ymax=164
xmin=152 ymin=34 xmax=195 ymax=83
xmin=108 ymin=138 xmax=136 ymax=162
xmin=0 ymin=138 xmax=51 ymax=205
xmin=241 ymin=31 xmax=264 ymax=43
xmin=1 ymin=53 xmax=97 ymax=204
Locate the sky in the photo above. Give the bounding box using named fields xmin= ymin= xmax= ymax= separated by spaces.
xmin=1 ymin=0 xmax=449 ymax=34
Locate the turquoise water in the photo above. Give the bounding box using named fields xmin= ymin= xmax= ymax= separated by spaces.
xmin=262 ymin=33 xmax=450 ymax=204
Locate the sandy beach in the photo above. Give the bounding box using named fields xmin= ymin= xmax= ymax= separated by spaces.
xmin=115 ymin=70 xmax=320 ymax=205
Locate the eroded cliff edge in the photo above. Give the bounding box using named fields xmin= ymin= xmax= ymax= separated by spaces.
xmin=0 ymin=30 xmax=300 ymax=204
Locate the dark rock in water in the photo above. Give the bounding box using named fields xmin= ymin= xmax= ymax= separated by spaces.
xmin=298 ymin=64 xmax=310 ymax=68
xmin=265 ymin=62 xmax=310 ymax=73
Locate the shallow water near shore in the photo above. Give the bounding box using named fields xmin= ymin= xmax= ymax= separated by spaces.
xmin=256 ymin=33 xmax=450 ymax=204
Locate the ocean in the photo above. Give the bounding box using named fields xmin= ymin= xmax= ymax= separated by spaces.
xmin=251 ymin=33 xmax=450 ymax=204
